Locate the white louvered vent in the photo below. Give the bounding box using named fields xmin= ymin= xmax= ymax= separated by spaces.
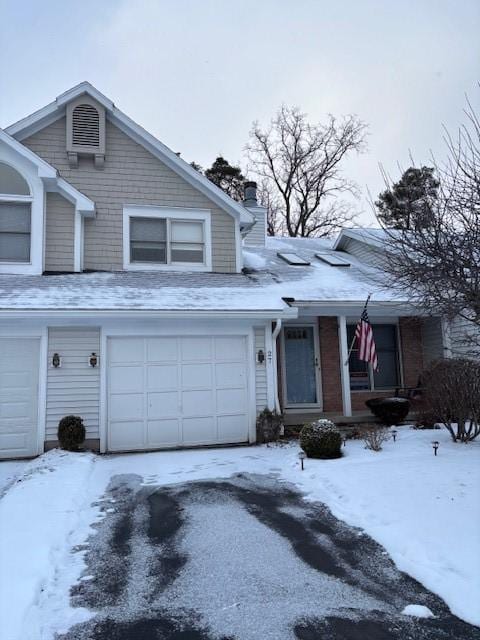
xmin=72 ymin=104 xmax=100 ymax=147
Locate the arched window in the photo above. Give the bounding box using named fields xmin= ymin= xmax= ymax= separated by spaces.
xmin=0 ymin=163 xmax=32 ymax=263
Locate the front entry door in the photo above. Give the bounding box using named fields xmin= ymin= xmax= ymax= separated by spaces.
xmin=282 ymin=325 xmax=321 ymax=407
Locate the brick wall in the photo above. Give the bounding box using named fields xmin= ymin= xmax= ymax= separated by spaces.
xmin=399 ymin=317 xmax=424 ymax=387
xmin=318 ymin=317 xmax=343 ymax=412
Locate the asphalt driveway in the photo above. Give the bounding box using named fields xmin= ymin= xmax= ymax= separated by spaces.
xmin=58 ymin=473 xmax=479 ymax=640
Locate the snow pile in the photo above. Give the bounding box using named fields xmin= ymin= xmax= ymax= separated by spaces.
xmin=402 ymin=604 xmax=435 ymax=618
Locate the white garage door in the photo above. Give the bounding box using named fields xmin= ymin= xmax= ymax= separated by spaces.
xmin=0 ymin=338 xmax=40 ymax=459
xmin=107 ymin=335 xmax=250 ymax=451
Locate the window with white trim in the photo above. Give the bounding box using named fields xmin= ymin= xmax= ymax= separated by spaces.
xmin=124 ymin=207 xmax=211 ymax=270
xmin=0 ymin=163 xmax=32 ymax=263
xmin=347 ymin=323 xmax=400 ymax=391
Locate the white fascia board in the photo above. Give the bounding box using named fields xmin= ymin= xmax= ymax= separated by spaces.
xmin=0 ymin=308 xmax=298 ymax=320
xmin=0 ymin=129 xmax=57 ymax=179
xmin=55 ymin=81 xmax=114 ymax=111
xmin=54 ymin=177 xmax=96 ymax=217
xmin=290 ymin=299 xmax=421 ymax=316
xmin=333 ymin=229 xmax=385 ymax=251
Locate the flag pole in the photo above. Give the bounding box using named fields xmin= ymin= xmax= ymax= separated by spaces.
xmin=343 ymin=294 xmax=372 ymax=366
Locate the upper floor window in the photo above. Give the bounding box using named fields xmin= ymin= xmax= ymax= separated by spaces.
xmin=123 ymin=207 xmax=211 ymax=271
xmin=0 ymin=163 xmax=32 ymax=264
xmin=347 ymin=323 xmax=400 ymax=391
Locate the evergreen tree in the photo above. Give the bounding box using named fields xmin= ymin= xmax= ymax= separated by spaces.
xmin=376 ymin=166 xmax=439 ymax=230
xmin=204 ymin=156 xmax=245 ymax=202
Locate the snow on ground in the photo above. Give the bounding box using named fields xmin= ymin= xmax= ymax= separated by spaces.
xmin=0 ymin=426 xmax=478 ymax=639
xmin=0 ymin=459 xmax=29 ymax=496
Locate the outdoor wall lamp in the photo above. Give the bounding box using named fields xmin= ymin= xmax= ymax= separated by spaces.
xmin=52 ymin=353 xmax=61 ymax=368
xmin=89 ymin=352 xmax=98 ymax=368
xmin=257 ymin=349 xmax=265 ymax=364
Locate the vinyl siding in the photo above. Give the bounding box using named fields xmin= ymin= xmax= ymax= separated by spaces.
xmin=341 ymin=237 xmax=386 ymax=268
xmin=421 ymin=317 xmax=445 ymax=366
xmin=243 ymin=207 xmax=266 ymax=246
xmin=254 ymin=326 xmax=268 ymax=413
xmin=46 ymin=327 xmax=100 ymax=441
xmin=23 ymin=117 xmax=237 ymax=272
xmin=449 ymin=317 xmax=480 ymax=359
xmin=44 ymin=193 xmax=75 ymax=272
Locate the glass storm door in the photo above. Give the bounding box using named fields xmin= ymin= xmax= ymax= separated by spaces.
xmin=283 ymin=326 xmax=319 ymax=406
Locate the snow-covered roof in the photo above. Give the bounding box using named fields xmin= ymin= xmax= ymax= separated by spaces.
xmin=0 ymin=237 xmax=407 ymax=315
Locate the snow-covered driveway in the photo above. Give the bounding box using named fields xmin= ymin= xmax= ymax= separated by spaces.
xmin=0 ymin=427 xmax=479 ymax=639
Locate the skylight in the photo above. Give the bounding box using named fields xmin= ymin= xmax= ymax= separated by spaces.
xmin=277 ymin=252 xmax=311 ymax=266
xmin=315 ymin=253 xmax=350 ymax=267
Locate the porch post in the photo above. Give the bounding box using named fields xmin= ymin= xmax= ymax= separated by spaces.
xmin=338 ymin=315 xmax=352 ymax=417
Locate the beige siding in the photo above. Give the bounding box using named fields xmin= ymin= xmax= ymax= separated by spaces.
xmin=254 ymin=327 xmax=268 ymax=413
xmin=23 ymin=118 xmax=237 ymax=272
xmin=341 ymin=237 xmax=386 ymax=267
xmin=243 ymin=207 xmax=266 ymax=246
xmin=449 ymin=317 xmax=480 ymax=359
xmin=44 ymin=193 xmax=75 ymax=272
xmin=421 ymin=317 xmax=445 ymax=366
xmin=46 ymin=327 xmax=100 ymax=441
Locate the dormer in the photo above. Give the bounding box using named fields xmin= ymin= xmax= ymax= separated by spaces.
xmin=66 ymin=96 xmax=105 ymax=168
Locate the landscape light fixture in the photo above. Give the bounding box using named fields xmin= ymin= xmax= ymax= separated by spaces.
xmin=392 ymin=429 xmax=398 ymax=442
xmin=432 ymin=441 xmax=439 ymax=456
xmin=299 ymin=450 xmax=306 ymax=470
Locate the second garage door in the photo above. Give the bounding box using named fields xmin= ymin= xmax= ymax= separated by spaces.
xmin=107 ymin=335 xmax=250 ymax=451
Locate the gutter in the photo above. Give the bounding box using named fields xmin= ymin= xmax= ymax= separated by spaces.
xmin=0 ymin=308 xmax=298 ymax=320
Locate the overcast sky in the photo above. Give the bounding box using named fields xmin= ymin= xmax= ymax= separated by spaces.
xmin=1 ymin=0 xmax=479 ymax=223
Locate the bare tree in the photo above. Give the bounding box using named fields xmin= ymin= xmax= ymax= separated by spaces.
xmin=246 ymin=106 xmax=367 ymax=237
xmin=377 ymin=97 xmax=480 ymax=347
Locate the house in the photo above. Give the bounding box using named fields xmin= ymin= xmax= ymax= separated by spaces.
xmin=0 ymin=82 xmax=468 ymax=460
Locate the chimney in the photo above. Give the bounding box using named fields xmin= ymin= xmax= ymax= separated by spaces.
xmin=243 ymin=181 xmax=258 ymax=207
xmin=243 ymin=180 xmax=267 ymax=246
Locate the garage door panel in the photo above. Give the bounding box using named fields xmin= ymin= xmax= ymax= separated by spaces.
xmin=147 ymin=419 xmax=181 ymax=446
xmin=110 ymin=393 xmax=143 ymax=420
xmin=109 ymin=338 xmax=144 ymax=364
xmin=0 ymin=338 xmax=40 ymax=459
xmin=215 ymin=336 xmax=245 ymax=361
xmin=181 ymin=337 xmax=212 ymax=361
xmin=182 ymin=363 xmax=212 ymax=388
xmin=182 ymin=389 xmax=213 ymax=416
xmin=147 ymin=391 xmax=179 ymax=418
xmin=109 ymin=366 xmax=144 ymax=393
xmin=215 ymin=362 xmax=246 ymax=388
xmin=109 ymin=420 xmax=144 ymax=449
xmin=147 ymin=338 xmax=178 ymax=362
xmin=217 ymin=414 xmax=248 ymax=442
xmin=182 ymin=416 xmax=216 ymax=444
xmin=217 ymin=388 xmax=246 ymax=414
xmin=147 ymin=364 xmax=178 ymax=390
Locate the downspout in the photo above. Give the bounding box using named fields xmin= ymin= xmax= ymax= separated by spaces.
xmin=272 ymin=318 xmax=282 ymax=414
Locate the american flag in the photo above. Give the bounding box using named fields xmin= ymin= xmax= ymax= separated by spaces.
xmin=354 ymin=303 xmax=378 ymax=371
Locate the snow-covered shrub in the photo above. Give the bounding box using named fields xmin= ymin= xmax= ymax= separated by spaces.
xmin=423 ymin=358 xmax=480 ymax=442
xmin=365 ymin=397 xmax=410 ymax=425
xmin=256 ymin=408 xmax=283 ymax=443
xmin=300 ymin=419 xmax=342 ymax=459
xmin=362 ymin=425 xmax=391 ymax=452
xmin=58 ymin=415 xmax=86 ymax=451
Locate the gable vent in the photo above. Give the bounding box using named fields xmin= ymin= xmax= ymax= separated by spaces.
xmin=72 ymin=104 xmax=100 ymax=147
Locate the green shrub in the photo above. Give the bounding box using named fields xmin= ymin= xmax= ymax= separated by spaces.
xmin=58 ymin=415 xmax=86 ymax=451
xmin=300 ymin=419 xmax=342 ymax=459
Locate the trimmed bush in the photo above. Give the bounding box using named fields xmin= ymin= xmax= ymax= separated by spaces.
xmin=300 ymin=419 xmax=342 ymax=459
xmin=58 ymin=415 xmax=86 ymax=451
xmin=256 ymin=408 xmax=283 ymax=443
xmin=365 ymin=397 xmax=410 ymax=426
